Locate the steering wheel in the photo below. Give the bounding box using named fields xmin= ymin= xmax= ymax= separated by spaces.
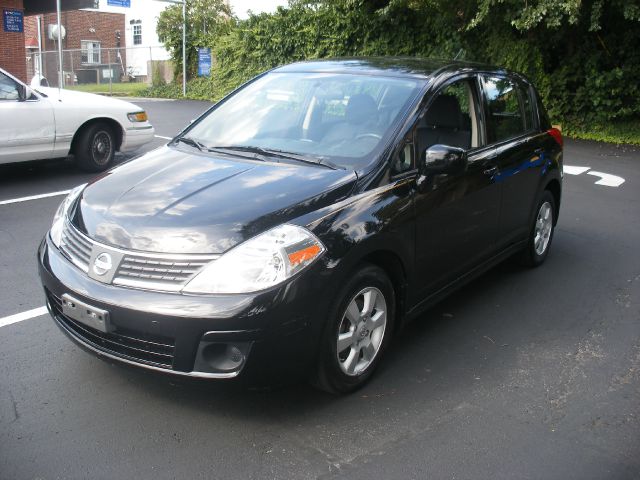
xmin=355 ymin=133 xmax=382 ymax=140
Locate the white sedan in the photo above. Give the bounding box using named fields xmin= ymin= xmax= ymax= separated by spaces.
xmin=0 ymin=68 xmax=155 ymax=172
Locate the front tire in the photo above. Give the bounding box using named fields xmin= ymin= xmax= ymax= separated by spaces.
xmin=520 ymin=190 xmax=556 ymax=267
xmin=313 ymin=264 xmax=395 ymax=394
xmin=75 ymin=123 xmax=116 ymax=172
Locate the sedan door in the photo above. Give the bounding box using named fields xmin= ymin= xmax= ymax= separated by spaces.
xmin=0 ymin=70 xmax=55 ymax=164
xmin=413 ymin=76 xmax=501 ymax=300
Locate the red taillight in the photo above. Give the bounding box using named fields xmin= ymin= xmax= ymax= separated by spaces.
xmin=547 ymin=128 xmax=563 ymax=147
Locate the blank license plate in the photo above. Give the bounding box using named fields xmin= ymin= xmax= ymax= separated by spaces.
xmin=61 ymin=294 xmax=111 ymax=333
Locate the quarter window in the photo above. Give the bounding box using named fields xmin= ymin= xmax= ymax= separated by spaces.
xmin=519 ymin=84 xmax=535 ymax=131
xmin=482 ymin=76 xmax=525 ymax=143
xmin=81 ymin=40 xmax=101 ymax=65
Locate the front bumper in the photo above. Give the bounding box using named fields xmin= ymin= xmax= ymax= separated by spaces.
xmin=38 ymin=235 xmax=330 ymax=384
xmin=120 ymin=124 xmax=155 ymax=152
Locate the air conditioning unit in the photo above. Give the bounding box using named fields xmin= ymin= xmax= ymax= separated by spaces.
xmin=48 ymin=24 xmax=66 ymax=41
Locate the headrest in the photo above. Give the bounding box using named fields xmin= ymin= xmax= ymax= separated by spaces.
xmin=423 ymin=95 xmax=462 ymax=130
xmin=345 ymin=93 xmax=378 ymax=125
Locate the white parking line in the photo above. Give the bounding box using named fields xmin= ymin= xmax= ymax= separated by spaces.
xmin=0 ymin=190 xmax=70 ymax=206
xmin=0 ymin=306 xmax=47 ymax=329
xmin=587 ymin=171 xmax=626 ymax=187
xmin=564 ymin=165 xmax=591 ymax=175
xmin=154 ymin=135 xmax=172 ymax=140
xmin=564 ymin=165 xmax=625 ymax=187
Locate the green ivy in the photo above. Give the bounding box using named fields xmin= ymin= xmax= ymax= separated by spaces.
xmin=153 ymin=0 xmax=640 ymax=144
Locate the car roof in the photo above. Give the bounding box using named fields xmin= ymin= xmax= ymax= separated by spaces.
xmin=273 ymin=57 xmax=511 ymax=81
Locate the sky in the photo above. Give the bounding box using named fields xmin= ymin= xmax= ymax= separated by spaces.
xmin=229 ymin=0 xmax=289 ymax=19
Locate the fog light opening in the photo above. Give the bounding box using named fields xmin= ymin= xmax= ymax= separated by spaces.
xmin=193 ymin=341 xmax=251 ymax=375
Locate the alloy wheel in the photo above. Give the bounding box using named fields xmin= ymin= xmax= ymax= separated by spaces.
xmin=336 ymin=286 xmax=387 ymax=376
xmin=534 ymin=201 xmax=553 ymax=255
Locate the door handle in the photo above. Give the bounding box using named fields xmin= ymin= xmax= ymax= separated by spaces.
xmin=483 ymin=166 xmax=498 ymax=176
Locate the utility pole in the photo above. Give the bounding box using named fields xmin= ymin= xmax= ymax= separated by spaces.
xmin=154 ymin=0 xmax=186 ymax=96
xmin=56 ymin=0 xmax=64 ymax=88
xmin=182 ymin=0 xmax=186 ymax=97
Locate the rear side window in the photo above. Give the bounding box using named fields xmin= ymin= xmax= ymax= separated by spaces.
xmin=482 ymin=76 xmax=525 ymax=143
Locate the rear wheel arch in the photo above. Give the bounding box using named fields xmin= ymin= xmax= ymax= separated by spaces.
xmin=544 ymin=178 xmax=561 ymax=225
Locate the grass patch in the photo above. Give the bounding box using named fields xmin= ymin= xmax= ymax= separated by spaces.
xmin=66 ymin=82 xmax=149 ymax=96
xmin=563 ymin=119 xmax=640 ymax=146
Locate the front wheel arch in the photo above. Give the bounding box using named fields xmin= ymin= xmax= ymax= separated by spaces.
xmin=70 ymin=118 xmax=123 ymax=156
xmin=312 ymin=262 xmax=396 ymax=393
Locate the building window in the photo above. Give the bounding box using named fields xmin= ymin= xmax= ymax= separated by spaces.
xmin=133 ymin=23 xmax=142 ymax=45
xmin=81 ymin=40 xmax=101 ymax=65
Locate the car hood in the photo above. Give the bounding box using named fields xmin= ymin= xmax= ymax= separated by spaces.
xmin=72 ymin=146 xmax=358 ymax=254
xmin=37 ymin=87 xmax=143 ymax=112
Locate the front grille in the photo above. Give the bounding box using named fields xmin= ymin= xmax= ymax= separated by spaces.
xmin=113 ymin=254 xmax=212 ymax=291
xmin=47 ymin=290 xmax=176 ymax=369
xmin=60 ymin=222 xmax=92 ymax=272
xmin=59 ymin=221 xmax=217 ymax=292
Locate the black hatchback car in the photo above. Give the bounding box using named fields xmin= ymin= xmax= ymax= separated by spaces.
xmin=38 ymin=58 xmax=562 ymax=393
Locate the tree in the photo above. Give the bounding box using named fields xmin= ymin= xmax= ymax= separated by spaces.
xmin=156 ymin=0 xmax=233 ymax=81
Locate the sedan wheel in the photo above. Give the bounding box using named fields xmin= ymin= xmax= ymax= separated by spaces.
xmin=75 ymin=122 xmax=116 ymax=172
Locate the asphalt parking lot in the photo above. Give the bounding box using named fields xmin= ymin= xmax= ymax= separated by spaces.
xmin=1 ymin=99 xmax=639 ymax=480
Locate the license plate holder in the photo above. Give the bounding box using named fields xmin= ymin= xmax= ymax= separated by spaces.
xmin=61 ymin=294 xmax=111 ymax=333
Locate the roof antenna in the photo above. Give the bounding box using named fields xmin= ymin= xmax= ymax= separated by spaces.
xmin=454 ymin=49 xmax=465 ymax=60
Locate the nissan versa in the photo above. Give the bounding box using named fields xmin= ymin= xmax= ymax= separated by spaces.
xmin=38 ymin=58 xmax=562 ymax=393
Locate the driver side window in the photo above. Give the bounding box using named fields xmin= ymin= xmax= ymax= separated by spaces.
xmin=0 ymin=72 xmax=20 ymax=101
xmin=415 ymin=78 xmax=481 ymax=157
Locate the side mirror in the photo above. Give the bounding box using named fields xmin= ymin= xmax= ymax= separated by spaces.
xmin=17 ymin=84 xmax=27 ymax=102
xmin=421 ymin=144 xmax=467 ymax=176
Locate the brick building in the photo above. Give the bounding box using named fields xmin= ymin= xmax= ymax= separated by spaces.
xmin=0 ymin=0 xmax=111 ymax=84
xmin=1 ymin=0 xmax=27 ymax=81
xmin=24 ymin=10 xmax=125 ymax=85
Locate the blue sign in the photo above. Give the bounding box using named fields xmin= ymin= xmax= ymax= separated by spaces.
xmin=3 ymin=9 xmax=23 ymax=33
xmin=107 ymin=0 xmax=131 ymax=7
xmin=198 ymin=48 xmax=212 ymax=77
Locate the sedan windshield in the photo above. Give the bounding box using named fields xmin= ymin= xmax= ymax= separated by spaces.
xmin=185 ymin=72 xmax=423 ymax=170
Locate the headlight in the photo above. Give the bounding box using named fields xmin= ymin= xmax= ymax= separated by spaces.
xmin=127 ymin=111 xmax=148 ymax=122
xmin=182 ymin=224 xmax=325 ymax=294
xmin=50 ymin=184 xmax=86 ymax=248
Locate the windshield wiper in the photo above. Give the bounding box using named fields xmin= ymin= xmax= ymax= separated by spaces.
xmin=259 ymin=147 xmax=344 ymax=170
xmin=174 ymin=136 xmax=207 ymax=151
xmin=208 ymin=145 xmax=343 ymax=170
xmin=206 ymin=145 xmax=269 ymax=160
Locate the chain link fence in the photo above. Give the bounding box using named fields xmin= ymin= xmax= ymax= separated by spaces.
xmin=26 ymin=46 xmax=173 ymax=94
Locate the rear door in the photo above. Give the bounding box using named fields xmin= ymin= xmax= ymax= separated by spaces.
xmin=479 ymin=75 xmax=546 ymax=246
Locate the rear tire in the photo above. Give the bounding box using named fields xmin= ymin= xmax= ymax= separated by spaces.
xmin=519 ymin=190 xmax=556 ymax=267
xmin=75 ymin=123 xmax=116 ymax=172
xmin=313 ymin=264 xmax=395 ymax=394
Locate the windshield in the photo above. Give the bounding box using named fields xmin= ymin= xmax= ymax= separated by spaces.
xmin=185 ymin=72 xmax=423 ymax=170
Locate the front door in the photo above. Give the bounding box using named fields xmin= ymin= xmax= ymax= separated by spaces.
xmin=0 ymin=71 xmax=55 ymax=164
xmin=413 ymin=76 xmax=501 ymax=300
